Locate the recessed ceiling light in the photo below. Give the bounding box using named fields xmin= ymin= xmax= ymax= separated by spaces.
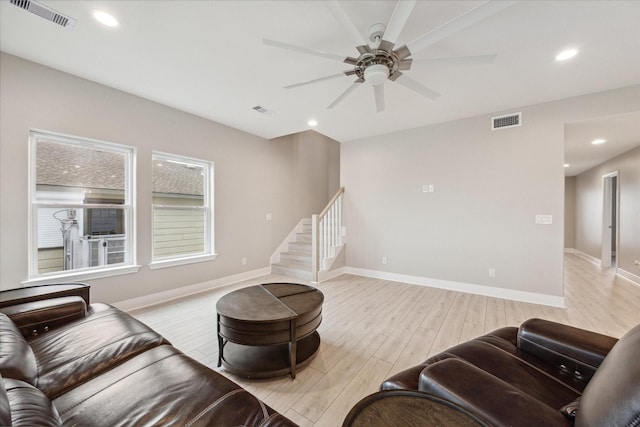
xmin=93 ymin=10 xmax=119 ymax=27
xmin=308 ymin=119 xmax=318 ymax=127
xmin=555 ymin=48 xmax=578 ymax=61
xmin=592 ymin=139 xmax=607 ymax=145
xmin=563 ymin=163 xmax=570 ymax=168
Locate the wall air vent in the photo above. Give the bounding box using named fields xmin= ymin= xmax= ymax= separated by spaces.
xmin=10 ymin=0 xmax=76 ymax=29
xmin=492 ymin=112 xmax=522 ymax=130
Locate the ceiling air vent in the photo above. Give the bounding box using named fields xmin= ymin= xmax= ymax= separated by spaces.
xmin=492 ymin=112 xmax=522 ymax=130
xmin=252 ymin=105 xmax=274 ymax=115
xmin=10 ymin=0 xmax=76 ymax=29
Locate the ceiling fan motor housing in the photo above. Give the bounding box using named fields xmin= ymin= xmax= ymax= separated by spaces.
xmin=355 ymin=49 xmax=399 ymax=85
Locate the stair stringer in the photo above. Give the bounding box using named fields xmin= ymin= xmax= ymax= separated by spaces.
xmin=270 ymin=218 xmax=310 ymax=265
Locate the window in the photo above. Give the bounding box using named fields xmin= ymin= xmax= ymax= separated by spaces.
xmin=151 ymin=152 xmax=214 ymax=267
xmin=29 ymin=130 xmax=136 ymax=280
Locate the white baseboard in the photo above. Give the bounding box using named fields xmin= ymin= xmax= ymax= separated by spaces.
xmin=617 ymin=268 xmax=640 ymax=287
xmin=316 ymin=267 xmax=346 ymax=284
xmin=343 ymin=267 xmax=565 ymax=308
xmin=571 ymin=249 xmax=601 ymax=266
xmin=114 ymin=267 xmax=270 ymax=312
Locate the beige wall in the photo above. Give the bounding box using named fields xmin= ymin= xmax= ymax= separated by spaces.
xmin=341 ymin=85 xmax=640 ymax=300
xmin=0 ymin=53 xmax=339 ymax=304
xmin=564 ymin=177 xmax=576 ymax=249
xmin=272 ymin=130 xmax=341 ymax=220
xmin=575 ymin=146 xmax=640 ymax=276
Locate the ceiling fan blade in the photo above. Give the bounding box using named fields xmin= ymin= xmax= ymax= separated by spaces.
xmin=263 ymin=38 xmax=346 ymax=63
xmin=412 ymin=54 xmax=497 ymax=67
xmin=403 ymin=1 xmax=515 ymax=57
xmin=393 ymin=74 xmax=441 ymax=100
xmin=374 ymin=84 xmax=385 ymax=113
xmin=323 ymin=0 xmax=369 ymax=48
xmin=383 ymin=0 xmax=416 ymax=46
xmin=284 ymin=72 xmax=349 ymax=89
xmin=327 ymin=78 xmax=364 ymax=109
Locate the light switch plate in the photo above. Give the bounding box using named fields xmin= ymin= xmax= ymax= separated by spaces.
xmin=535 ymin=215 xmax=553 ymax=225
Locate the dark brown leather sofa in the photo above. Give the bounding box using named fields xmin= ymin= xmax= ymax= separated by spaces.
xmin=0 ymin=293 xmax=296 ymax=426
xmin=380 ymin=318 xmax=640 ymax=426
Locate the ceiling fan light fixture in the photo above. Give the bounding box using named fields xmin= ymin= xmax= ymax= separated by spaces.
xmin=364 ymin=64 xmax=389 ymax=86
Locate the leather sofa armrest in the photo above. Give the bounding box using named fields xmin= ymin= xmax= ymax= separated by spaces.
xmin=0 ymin=375 xmax=11 ymax=427
xmin=418 ymin=358 xmax=572 ymax=426
xmin=0 ymin=296 xmax=87 ymax=338
xmin=517 ymin=318 xmax=618 ymax=383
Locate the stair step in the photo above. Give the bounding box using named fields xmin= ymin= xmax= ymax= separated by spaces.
xmin=296 ymin=233 xmax=312 ymax=243
xmin=281 ymin=252 xmax=312 ymax=267
xmin=289 ymin=242 xmax=312 ymax=254
xmin=271 ymin=263 xmax=312 ymax=281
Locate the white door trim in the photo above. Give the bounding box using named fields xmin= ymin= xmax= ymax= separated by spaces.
xmin=601 ymin=171 xmax=619 ymax=268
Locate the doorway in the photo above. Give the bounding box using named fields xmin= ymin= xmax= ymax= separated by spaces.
xmin=601 ymin=171 xmax=618 ymax=268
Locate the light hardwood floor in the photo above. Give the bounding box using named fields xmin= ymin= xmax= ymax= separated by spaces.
xmin=131 ymin=253 xmax=640 ymax=426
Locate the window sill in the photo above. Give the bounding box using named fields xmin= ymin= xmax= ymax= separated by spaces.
xmin=149 ymin=253 xmax=217 ymax=270
xmin=23 ymin=264 xmax=141 ymax=286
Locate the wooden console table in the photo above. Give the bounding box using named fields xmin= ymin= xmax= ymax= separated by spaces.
xmin=216 ymin=283 xmax=323 ymax=379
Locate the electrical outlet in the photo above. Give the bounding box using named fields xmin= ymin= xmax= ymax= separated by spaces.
xmin=266 ymin=213 xmax=272 ymax=221
xmin=382 ymin=256 xmax=388 ymax=265
xmin=488 ymin=268 xmax=496 ymax=278
xmin=422 ymin=184 xmax=435 ymax=193
xmin=242 ymin=257 xmax=247 ymax=265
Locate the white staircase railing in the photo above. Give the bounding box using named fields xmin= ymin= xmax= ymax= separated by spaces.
xmin=311 ymin=187 xmax=345 ymax=282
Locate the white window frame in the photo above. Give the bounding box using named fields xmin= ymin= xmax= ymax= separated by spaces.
xmin=25 ymin=130 xmax=139 ymax=284
xmin=149 ymin=151 xmax=216 ymax=269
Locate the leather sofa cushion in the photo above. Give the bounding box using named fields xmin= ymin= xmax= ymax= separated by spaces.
xmin=575 ymin=323 xmax=640 ymax=427
xmin=0 ymin=314 xmax=37 ymax=385
xmin=422 ymin=339 xmax=581 ymax=409
xmin=3 ymin=377 xmax=62 ymax=427
xmin=28 ymin=303 xmax=168 ymax=399
xmin=54 ymin=345 xmax=296 ymax=427
xmin=418 ymin=358 xmax=572 ymax=426
xmin=380 ymin=327 xmax=519 ymax=392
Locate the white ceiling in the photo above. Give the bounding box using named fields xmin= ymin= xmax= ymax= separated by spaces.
xmin=1 ymin=0 xmax=639 ymax=173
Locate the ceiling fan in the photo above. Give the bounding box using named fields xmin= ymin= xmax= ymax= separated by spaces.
xmin=264 ymin=0 xmax=514 ymax=112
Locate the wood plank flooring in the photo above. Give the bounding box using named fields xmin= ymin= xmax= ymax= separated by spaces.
xmin=131 ymin=253 xmax=640 ymax=426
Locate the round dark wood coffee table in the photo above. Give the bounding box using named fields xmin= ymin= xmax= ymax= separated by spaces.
xmin=343 ymin=390 xmax=489 ymax=427
xmin=216 ymin=283 xmax=323 ymax=379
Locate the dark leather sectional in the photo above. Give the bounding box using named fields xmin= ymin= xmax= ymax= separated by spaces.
xmin=0 ymin=295 xmax=296 ymax=426
xmin=380 ymin=318 xmax=640 ymax=426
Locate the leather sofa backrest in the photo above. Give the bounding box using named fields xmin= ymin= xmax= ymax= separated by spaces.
xmin=0 ymin=314 xmax=37 ymax=385
xmin=575 ymin=323 xmax=640 ymax=427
